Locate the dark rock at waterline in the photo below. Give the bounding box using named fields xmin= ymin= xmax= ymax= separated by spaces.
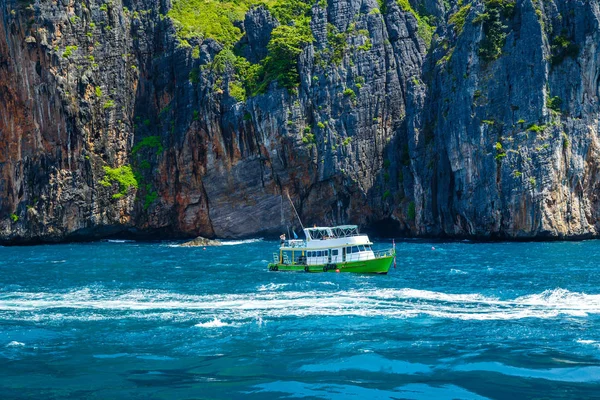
xmin=180 ymin=237 xmax=222 ymax=247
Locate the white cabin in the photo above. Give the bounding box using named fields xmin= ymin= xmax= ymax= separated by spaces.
xmin=278 ymin=225 xmax=376 ymax=265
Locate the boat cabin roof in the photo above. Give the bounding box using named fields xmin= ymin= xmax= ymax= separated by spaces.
xmin=304 ymin=225 xmax=360 ymax=241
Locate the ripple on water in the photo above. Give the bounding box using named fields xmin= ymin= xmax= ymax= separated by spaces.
xmin=249 ymin=382 xmax=491 ymax=400
xmin=2 ymin=240 xmax=600 ymax=398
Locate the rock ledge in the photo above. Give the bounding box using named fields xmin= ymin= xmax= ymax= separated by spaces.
xmin=181 ymin=237 xmax=222 ymax=247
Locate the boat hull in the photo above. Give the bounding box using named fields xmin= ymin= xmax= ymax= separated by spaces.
xmin=267 ymin=255 xmax=394 ymax=274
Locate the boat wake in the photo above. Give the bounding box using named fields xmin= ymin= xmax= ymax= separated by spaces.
xmin=1 ymin=288 xmax=599 ymax=323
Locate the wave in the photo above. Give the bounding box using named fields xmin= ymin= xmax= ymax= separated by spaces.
xmin=250 ymin=381 xmax=491 ymax=400
xmin=6 ymin=341 xmax=24 ymax=347
xmin=220 ymin=238 xmax=263 ymax=246
xmin=195 ymin=317 xmax=239 ymax=328
xmin=257 ymin=283 xmax=289 ymax=291
xmin=1 ymin=288 xmax=599 ymax=323
xmin=576 ymin=339 xmax=600 ymax=349
xmin=450 ymin=269 xmax=468 ymax=275
xmin=103 ymin=239 xmax=135 ymax=243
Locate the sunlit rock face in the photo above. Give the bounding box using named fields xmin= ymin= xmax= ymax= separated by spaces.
xmin=0 ymin=0 xmax=598 ymax=242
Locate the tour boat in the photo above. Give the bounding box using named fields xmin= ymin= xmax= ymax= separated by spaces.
xmin=267 ymin=225 xmax=395 ymax=274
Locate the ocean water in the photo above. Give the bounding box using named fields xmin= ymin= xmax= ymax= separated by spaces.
xmin=1 ymin=239 xmax=600 ymax=399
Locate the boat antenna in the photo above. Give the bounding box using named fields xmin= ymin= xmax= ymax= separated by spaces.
xmin=285 ymin=190 xmax=305 ymax=231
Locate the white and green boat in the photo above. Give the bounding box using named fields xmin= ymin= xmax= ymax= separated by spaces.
xmin=268 ymin=225 xmax=395 ymax=274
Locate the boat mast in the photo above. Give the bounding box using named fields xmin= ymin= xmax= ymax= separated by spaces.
xmin=285 ymin=191 xmax=305 ymax=231
xmin=281 ymin=195 xmax=290 ymax=239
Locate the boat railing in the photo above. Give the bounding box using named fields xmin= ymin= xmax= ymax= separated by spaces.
xmin=282 ymin=239 xmax=306 ymax=248
xmin=273 ymin=247 xmax=395 ymax=265
xmin=373 ymin=248 xmax=395 ymax=258
xmin=344 ymin=248 xmax=395 ymax=262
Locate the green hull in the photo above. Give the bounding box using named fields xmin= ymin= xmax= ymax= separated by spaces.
xmin=267 ymin=255 xmax=394 ymax=274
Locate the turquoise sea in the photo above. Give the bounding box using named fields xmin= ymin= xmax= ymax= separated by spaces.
xmin=1 ymin=239 xmax=600 ymax=399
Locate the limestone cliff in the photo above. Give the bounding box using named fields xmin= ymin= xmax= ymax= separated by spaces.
xmin=0 ymin=0 xmax=598 ymax=243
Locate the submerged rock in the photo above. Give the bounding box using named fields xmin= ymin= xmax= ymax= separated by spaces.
xmin=180 ymin=237 xmax=222 ymax=247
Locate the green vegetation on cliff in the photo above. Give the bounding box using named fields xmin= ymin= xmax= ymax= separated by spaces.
xmin=168 ymin=0 xmax=311 ymax=47
xmin=100 ymin=165 xmax=139 ymax=199
xmin=448 ymin=4 xmax=472 ymax=35
xmin=259 ymin=20 xmax=313 ymax=90
xmin=396 ymin=0 xmax=435 ymax=48
xmin=171 ymin=0 xmax=313 ymax=94
xmin=474 ymin=0 xmax=516 ymax=63
xmin=168 ymin=0 xmax=274 ymax=46
xmin=132 ymin=136 xmax=163 ymax=156
xmin=550 ymin=34 xmax=579 ymax=66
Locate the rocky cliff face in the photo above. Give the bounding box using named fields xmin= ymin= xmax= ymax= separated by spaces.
xmin=0 ymin=0 xmax=598 ymax=243
xmin=415 ymin=0 xmax=600 ymax=238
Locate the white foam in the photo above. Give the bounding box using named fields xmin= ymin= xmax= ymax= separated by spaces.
xmin=450 ymin=269 xmax=468 ymax=275
xmin=164 ymin=238 xmax=263 ymax=247
xmin=257 ymin=283 xmax=289 ymax=291
xmin=577 ymin=340 xmax=597 ymax=345
xmin=220 ymin=238 xmax=263 ymax=246
xmin=105 ymin=239 xmax=135 ymax=243
xmin=195 ymin=317 xmax=239 ymax=328
xmin=6 ymin=341 xmax=24 ymax=347
xmin=1 ymin=287 xmax=599 ymax=323
xmin=576 ymin=339 xmax=600 ymax=349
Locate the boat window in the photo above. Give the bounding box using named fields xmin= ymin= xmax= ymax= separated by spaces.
xmin=346 ymin=247 xmax=353 ymax=254
xmin=352 ymin=246 xmax=359 ymax=253
xmin=332 ymin=249 xmax=338 ymax=256
xmin=317 ymin=251 xmax=322 ymax=257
